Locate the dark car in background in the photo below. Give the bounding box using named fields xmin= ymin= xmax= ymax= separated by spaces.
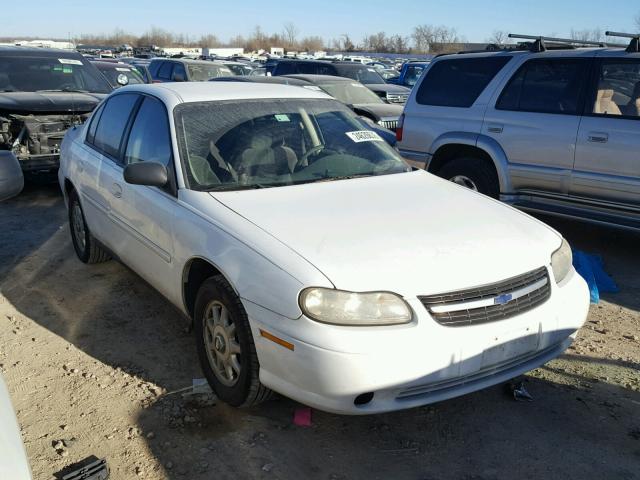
xmin=91 ymin=61 xmax=147 ymax=88
xmin=211 ymin=74 xmax=399 ymax=145
xmin=0 ymin=46 xmax=111 ymax=200
xmin=284 ymin=74 xmax=403 ymax=131
xmin=269 ymin=59 xmax=411 ymax=104
xmin=149 ymin=58 xmax=234 ymax=82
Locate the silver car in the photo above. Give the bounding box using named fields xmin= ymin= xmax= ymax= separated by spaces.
xmin=0 ymin=374 xmax=32 ymax=479
xmin=398 ymin=33 xmax=640 ymax=230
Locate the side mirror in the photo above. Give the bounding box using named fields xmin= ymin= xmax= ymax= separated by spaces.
xmin=172 ymin=72 xmax=186 ymax=82
xmin=123 ymin=162 xmax=168 ymax=188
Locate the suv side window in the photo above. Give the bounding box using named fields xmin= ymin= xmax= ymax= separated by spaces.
xmin=275 ymin=62 xmax=296 ymax=75
xmin=124 ymin=96 xmax=172 ymax=167
xmin=172 ymin=62 xmax=187 ymax=81
xmin=157 ymin=61 xmax=174 ymax=81
xmin=92 ymin=94 xmax=139 ymax=160
xmin=590 ymin=59 xmax=640 ymax=118
xmin=297 ymin=62 xmax=319 ymax=74
xmin=497 ymin=58 xmax=589 ymax=115
xmin=416 ymin=56 xmax=511 ymax=107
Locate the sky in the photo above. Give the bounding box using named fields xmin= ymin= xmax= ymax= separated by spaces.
xmin=5 ymin=0 xmax=639 ymax=44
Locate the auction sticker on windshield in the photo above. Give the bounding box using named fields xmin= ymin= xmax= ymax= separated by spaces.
xmin=345 ymin=130 xmax=384 ymax=143
xmin=58 ymin=58 xmax=83 ymax=65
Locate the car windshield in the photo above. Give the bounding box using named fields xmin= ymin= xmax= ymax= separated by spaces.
xmin=174 ymin=98 xmax=409 ymax=191
xmin=97 ymin=65 xmax=144 ymax=88
xmin=225 ymin=64 xmax=253 ymax=75
xmin=336 ymin=66 xmax=385 ymax=84
xmin=187 ymin=64 xmax=234 ymax=81
xmin=0 ymin=55 xmax=112 ymax=93
xmin=318 ymin=81 xmax=383 ymax=105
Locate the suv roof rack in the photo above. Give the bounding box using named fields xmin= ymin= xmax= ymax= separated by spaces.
xmin=605 ymin=31 xmax=640 ymax=52
xmin=508 ymin=33 xmax=606 ymax=52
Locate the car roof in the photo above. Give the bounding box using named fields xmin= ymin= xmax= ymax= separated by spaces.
xmin=91 ymin=61 xmax=133 ymax=69
xmin=150 ymin=57 xmax=225 ymax=66
xmin=116 ymin=82 xmax=331 ymax=106
xmin=433 ymin=46 xmax=636 ymax=61
xmin=0 ymin=46 xmax=84 ymax=57
xmin=285 ymin=74 xmax=355 ymax=84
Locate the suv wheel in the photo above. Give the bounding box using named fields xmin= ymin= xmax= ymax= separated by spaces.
xmin=194 ymin=275 xmax=272 ymax=407
xmin=68 ymin=190 xmax=111 ymax=264
xmin=437 ymin=157 xmax=499 ymax=198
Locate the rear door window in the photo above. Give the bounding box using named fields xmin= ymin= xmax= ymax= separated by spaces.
xmin=157 ymin=61 xmax=174 ymax=81
xmin=416 ymin=56 xmax=511 ymax=107
xmin=274 ymin=62 xmax=297 ymax=75
xmin=496 ymin=58 xmax=589 ymax=115
xmin=86 ymin=102 xmax=105 ymax=144
xmin=92 ymin=93 xmax=139 ymax=160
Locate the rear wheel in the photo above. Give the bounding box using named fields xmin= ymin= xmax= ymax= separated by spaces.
xmin=194 ymin=275 xmax=272 ymax=407
xmin=437 ymin=157 xmax=499 ymax=198
xmin=68 ymin=190 xmax=111 ymax=264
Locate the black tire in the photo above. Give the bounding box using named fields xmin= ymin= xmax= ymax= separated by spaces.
xmin=194 ymin=275 xmax=272 ymax=407
xmin=68 ymin=189 xmax=111 ymax=264
xmin=436 ymin=157 xmax=500 ymax=198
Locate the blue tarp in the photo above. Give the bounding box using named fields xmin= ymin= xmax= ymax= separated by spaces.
xmin=572 ymin=250 xmax=619 ymax=303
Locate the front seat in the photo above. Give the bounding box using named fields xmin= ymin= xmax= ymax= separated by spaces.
xmin=594 ymin=87 xmax=622 ymax=115
xmin=624 ymin=81 xmax=640 ymax=117
xmin=239 ymin=135 xmax=298 ymax=181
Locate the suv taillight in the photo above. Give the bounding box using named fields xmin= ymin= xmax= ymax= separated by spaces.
xmin=396 ymin=113 xmax=405 ymax=142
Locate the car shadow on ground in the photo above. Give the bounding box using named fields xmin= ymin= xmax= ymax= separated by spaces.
xmin=2 ymin=185 xmax=639 ymax=479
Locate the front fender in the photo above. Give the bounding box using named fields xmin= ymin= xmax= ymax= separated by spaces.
xmin=430 ymin=132 xmax=512 ymax=194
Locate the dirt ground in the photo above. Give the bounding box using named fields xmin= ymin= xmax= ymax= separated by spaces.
xmin=1 ymin=182 xmax=639 ymax=480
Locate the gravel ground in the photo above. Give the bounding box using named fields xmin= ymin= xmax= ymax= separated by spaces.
xmin=1 ymin=182 xmax=639 ymax=480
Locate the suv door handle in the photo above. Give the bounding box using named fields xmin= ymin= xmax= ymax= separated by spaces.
xmin=487 ymin=123 xmax=503 ymax=134
xmin=110 ymin=183 xmax=122 ymax=198
xmin=588 ymin=132 xmax=608 ymax=143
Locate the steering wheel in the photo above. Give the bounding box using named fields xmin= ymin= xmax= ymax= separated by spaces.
xmin=299 ymin=144 xmax=326 ymax=165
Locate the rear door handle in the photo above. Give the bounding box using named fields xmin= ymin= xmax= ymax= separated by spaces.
xmin=588 ymin=132 xmax=608 ymax=143
xmin=110 ymin=183 xmax=122 ymax=198
xmin=487 ymin=123 xmax=503 ymax=134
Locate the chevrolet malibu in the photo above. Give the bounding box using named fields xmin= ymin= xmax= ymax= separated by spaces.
xmin=58 ymin=83 xmax=589 ymax=414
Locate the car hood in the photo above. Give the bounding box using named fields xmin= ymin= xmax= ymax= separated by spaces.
xmin=0 ymin=92 xmax=106 ymax=114
xmin=352 ymin=102 xmax=403 ymax=120
xmin=362 ymin=83 xmax=410 ymax=94
xmin=211 ymin=170 xmax=561 ymax=297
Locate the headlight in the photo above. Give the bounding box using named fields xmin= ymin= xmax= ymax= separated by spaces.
xmin=299 ymin=288 xmax=412 ymax=326
xmin=551 ymin=238 xmax=572 ymax=284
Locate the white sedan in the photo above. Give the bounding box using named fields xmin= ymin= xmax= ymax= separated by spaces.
xmin=58 ymin=82 xmax=589 ymax=414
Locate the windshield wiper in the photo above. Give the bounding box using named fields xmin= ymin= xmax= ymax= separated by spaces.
xmin=292 ymin=174 xmax=374 ymax=185
xmin=197 ymin=183 xmax=270 ymax=192
xmin=36 ymin=88 xmax=91 ymax=93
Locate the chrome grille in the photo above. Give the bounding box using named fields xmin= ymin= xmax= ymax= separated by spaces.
xmin=378 ymin=119 xmax=398 ymax=131
xmin=386 ymin=93 xmax=409 ymax=104
xmin=419 ymin=267 xmax=551 ymax=327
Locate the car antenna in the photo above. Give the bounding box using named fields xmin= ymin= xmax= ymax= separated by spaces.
xmin=605 ymin=31 xmax=640 ymax=53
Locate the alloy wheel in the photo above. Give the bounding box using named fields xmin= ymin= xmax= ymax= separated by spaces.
xmin=203 ymin=300 xmax=242 ymax=387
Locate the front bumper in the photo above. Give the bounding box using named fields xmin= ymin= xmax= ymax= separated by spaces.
xmin=18 ymin=154 xmax=60 ymax=173
xmin=246 ymin=266 xmax=589 ymax=415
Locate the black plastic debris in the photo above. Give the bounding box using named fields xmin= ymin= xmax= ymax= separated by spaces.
xmin=57 ymin=457 xmax=109 ymax=480
xmin=506 ymin=381 xmax=533 ymax=402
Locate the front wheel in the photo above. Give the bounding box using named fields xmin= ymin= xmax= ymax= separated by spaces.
xmin=194 ymin=276 xmax=272 ymax=407
xmin=68 ymin=190 xmax=111 ymax=264
xmin=437 ymin=157 xmax=499 ymax=199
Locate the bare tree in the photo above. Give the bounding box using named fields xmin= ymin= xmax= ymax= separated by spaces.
xmin=487 ymin=30 xmax=507 ymax=45
xmin=282 ymin=22 xmax=299 ymax=48
xmin=569 ymin=28 xmax=604 ymax=43
xmin=412 ymin=24 xmax=459 ymax=53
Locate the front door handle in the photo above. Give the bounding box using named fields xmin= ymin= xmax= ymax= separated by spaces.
xmin=487 ymin=123 xmax=503 ymax=134
xmin=110 ymin=183 xmax=122 ymax=198
xmin=588 ymin=132 xmax=608 ymax=143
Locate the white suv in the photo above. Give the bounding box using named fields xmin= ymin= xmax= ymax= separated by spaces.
xmin=58 ymin=82 xmax=588 ymax=414
xmin=398 ymin=33 xmax=640 ymax=231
